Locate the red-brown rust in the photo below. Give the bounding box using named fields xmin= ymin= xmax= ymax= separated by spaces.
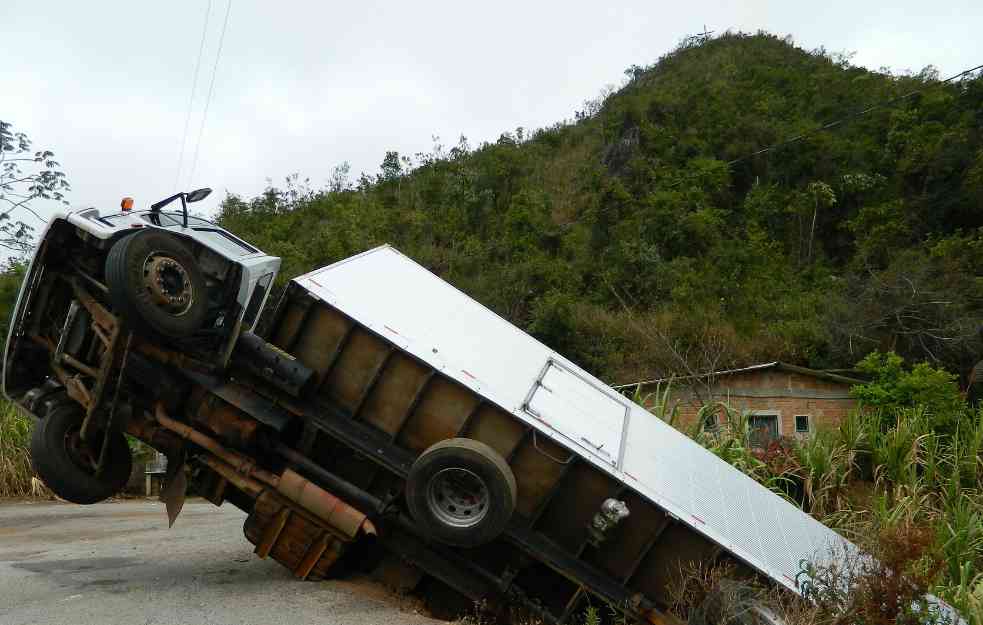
xmin=135 ymin=341 xmax=215 ymax=374
xmin=278 ymin=468 xmax=371 ymax=540
xmin=67 ymin=276 xmax=117 ymax=337
xmin=244 ymin=491 xmax=348 ymax=580
xmin=124 ymin=412 xmax=185 ymax=459
xmin=293 ymin=532 xmax=331 ymax=580
xmin=203 ymin=474 xmax=229 ymax=506
xmin=193 ymin=397 xmax=260 ymax=449
xmin=198 ymin=455 xmax=265 ymax=498
xmin=155 ymin=404 xmax=375 ymax=538
xmin=155 ymin=404 xmax=280 ymax=485
xmin=256 ymin=507 xmax=292 ymax=559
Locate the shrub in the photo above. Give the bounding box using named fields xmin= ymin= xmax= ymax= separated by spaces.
xmin=0 ymin=401 xmax=34 ymax=497
xmin=797 ymin=523 xmax=950 ymax=625
xmin=852 ymin=352 xmax=966 ymax=432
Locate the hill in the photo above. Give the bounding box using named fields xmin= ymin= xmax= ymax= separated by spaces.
xmin=219 ymin=32 xmax=983 ymax=385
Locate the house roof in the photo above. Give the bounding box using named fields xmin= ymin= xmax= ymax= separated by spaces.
xmin=612 ymin=361 xmax=868 ymax=390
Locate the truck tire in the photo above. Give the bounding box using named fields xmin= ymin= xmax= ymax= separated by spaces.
xmin=30 ymin=402 xmax=132 ymax=504
xmin=21 ymin=380 xmax=65 ymax=416
xmin=105 ymin=229 xmax=208 ymax=338
xmin=689 ymin=582 xmax=786 ymax=625
xmin=968 ymin=360 xmax=983 ymax=406
xmin=406 ymin=438 xmax=516 ymax=548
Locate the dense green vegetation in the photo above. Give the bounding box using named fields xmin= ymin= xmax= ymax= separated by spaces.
xmin=0 ymin=260 xmax=26 ymax=341
xmin=851 ymin=351 xmax=966 ymax=432
xmin=634 ymin=364 xmax=983 ymax=623
xmin=0 ymin=400 xmax=33 ymax=497
xmin=217 ymin=32 xmax=983 ymax=387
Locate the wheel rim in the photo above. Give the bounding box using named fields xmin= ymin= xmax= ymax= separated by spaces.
xmin=142 ymin=252 xmax=194 ymax=315
xmin=426 ymin=467 xmax=490 ymax=529
xmin=63 ymin=426 xmax=100 ymax=475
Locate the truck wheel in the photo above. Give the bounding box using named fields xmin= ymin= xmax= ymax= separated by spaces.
xmin=406 ymin=438 xmax=516 ymax=548
xmin=105 ymin=229 xmax=208 ymax=338
xmin=689 ymin=582 xmax=787 ymax=625
xmin=30 ymin=402 xmax=132 ymax=504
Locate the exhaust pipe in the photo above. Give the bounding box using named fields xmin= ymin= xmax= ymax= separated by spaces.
xmin=278 ymin=468 xmax=375 ymax=539
xmin=154 ymin=404 xmax=374 ymax=539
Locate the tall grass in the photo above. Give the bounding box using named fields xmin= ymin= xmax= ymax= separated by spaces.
xmin=0 ymin=400 xmax=35 ymax=497
xmin=639 ymin=387 xmax=983 ymax=623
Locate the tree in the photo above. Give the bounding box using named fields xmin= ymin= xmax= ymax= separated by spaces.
xmin=210 ymin=33 xmax=983 ymax=383
xmin=803 ymin=181 xmax=835 ymax=265
xmin=0 ymin=120 xmax=70 ymax=254
xmin=0 ymin=260 xmax=26 ymax=339
xmin=851 ymin=351 xmax=966 ymax=431
xmin=328 ymin=162 xmax=351 ymax=193
xmin=825 ymin=245 xmax=982 ymax=368
xmin=378 ymin=151 xmax=402 ymax=182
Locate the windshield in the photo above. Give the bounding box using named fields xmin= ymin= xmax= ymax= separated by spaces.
xmin=100 ymin=211 xmax=258 ymax=257
xmin=192 ymin=229 xmax=257 ymax=257
xmin=101 ymin=211 xmax=216 ymax=228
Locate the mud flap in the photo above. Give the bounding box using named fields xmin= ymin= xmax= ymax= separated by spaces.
xmin=160 ymin=461 xmax=187 ymax=528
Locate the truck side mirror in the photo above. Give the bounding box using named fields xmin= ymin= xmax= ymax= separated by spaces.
xmin=185 ymin=188 xmax=212 ymax=203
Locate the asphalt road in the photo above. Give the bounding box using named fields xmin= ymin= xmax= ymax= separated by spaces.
xmin=0 ymin=499 xmax=440 ymax=625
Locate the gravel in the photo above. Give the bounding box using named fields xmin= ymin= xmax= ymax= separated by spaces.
xmin=0 ymin=499 xmax=440 ymax=625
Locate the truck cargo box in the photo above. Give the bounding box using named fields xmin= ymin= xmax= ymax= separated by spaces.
xmin=268 ymin=245 xmax=854 ymax=614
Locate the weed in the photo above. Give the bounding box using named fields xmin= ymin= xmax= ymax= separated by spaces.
xmin=669 ymin=398 xmax=983 ymax=622
xmin=0 ymin=401 xmax=37 ymax=497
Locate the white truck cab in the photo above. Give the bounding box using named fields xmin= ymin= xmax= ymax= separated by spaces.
xmin=4 ymin=189 xmax=280 ymax=404
xmin=68 ymin=205 xmax=281 ymax=359
xmin=1 ymin=189 xmax=282 ymax=507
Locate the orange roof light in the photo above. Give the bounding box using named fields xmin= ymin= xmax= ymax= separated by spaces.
xmin=121 ymin=197 xmax=134 ymax=212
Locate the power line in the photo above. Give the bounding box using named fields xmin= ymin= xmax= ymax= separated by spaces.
xmin=559 ymin=60 xmax=982 ymax=228
xmin=173 ymin=0 xmax=212 ymax=192
xmin=187 ymin=0 xmax=232 ymax=190
xmin=725 ymin=62 xmax=983 ymax=169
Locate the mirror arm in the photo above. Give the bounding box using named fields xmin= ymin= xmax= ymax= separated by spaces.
xmin=150 ymin=192 xmax=183 ymax=214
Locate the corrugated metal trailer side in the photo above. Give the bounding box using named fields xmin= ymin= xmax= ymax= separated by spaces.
xmin=262 ymin=245 xmax=850 ymax=623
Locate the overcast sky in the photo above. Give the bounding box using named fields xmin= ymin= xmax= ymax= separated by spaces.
xmin=2 ymin=0 xmax=980 ymax=224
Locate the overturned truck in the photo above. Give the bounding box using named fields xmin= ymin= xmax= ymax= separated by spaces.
xmin=7 ymin=194 xmax=861 ymax=624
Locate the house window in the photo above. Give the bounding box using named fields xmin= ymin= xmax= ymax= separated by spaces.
xmin=703 ymin=411 xmax=718 ymax=431
xmin=748 ymin=413 xmax=779 ymax=448
xmin=795 ymin=415 xmax=810 ymax=433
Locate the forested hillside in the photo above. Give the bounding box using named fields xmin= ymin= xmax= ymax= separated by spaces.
xmin=220 ymin=32 xmax=983 ymax=385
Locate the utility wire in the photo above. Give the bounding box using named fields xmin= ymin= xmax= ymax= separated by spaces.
xmin=187 ymin=0 xmax=232 ymax=190
xmin=607 ymin=64 xmax=983 ymax=389
xmin=655 ymin=62 xmax=983 ymax=191
xmin=725 ymin=62 xmax=983 ymax=169
xmin=173 ymin=0 xmax=212 ymax=192
xmin=560 ymin=60 xmax=983 ymax=227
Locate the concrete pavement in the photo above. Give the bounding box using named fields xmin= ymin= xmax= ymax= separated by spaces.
xmin=0 ymin=499 xmax=439 ymax=625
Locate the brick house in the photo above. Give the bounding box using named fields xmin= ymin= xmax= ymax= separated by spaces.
xmin=621 ymin=362 xmax=865 ymax=445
